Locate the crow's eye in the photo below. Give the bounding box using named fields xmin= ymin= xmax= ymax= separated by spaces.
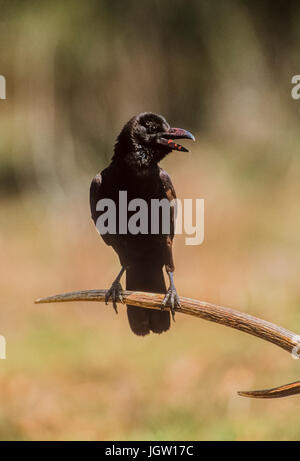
xmin=145 ymin=121 xmax=157 ymax=133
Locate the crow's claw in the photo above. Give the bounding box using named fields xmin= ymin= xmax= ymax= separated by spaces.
xmin=162 ymin=288 xmax=181 ymax=321
xmin=105 ymin=281 xmax=124 ymax=314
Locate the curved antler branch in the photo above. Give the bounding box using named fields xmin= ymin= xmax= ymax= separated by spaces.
xmin=35 ymin=289 xmax=300 ymax=398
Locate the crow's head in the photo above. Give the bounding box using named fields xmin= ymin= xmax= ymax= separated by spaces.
xmin=113 ymin=112 xmax=195 ymax=168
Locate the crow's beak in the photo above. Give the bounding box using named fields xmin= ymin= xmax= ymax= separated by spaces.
xmin=158 ymin=127 xmax=195 ymax=152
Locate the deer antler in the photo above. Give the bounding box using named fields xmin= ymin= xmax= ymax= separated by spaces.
xmin=35 ymin=289 xmax=300 ymax=398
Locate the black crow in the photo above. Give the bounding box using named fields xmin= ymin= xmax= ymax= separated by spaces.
xmin=90 ymin=112 xmax=195 ymax=335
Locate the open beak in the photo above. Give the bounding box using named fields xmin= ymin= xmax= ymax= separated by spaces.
xmin=158 ymin=127 xmax=195 ymax=152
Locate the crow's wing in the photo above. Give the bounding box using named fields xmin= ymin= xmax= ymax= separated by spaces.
xmin=90 ymin=171 xmax=114 ymax=246
xmin=159 ymin=168 xmax=176 ymax=241
xmin=159 ymin=168 xmax=177 ymax=272
xmin=90 ymin=172 xmax=103 ymax=223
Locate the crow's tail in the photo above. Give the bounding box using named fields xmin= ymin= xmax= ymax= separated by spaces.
xmin=126 ymin=264 xmax=170 ymax=336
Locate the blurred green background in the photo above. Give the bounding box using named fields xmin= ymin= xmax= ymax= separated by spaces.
xmin=1 ymin=0 xmax=300 ymax=440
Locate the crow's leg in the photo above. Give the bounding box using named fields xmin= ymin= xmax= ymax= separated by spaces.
xmin=162 ymin=271 xmax=181 ymax=321
xmin=105 ymin=266 xmax=126 ymax=314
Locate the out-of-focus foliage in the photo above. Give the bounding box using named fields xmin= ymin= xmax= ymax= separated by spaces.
xmin=1 ymin=0 xmax=300 ymax=441
xmin=0 ymin=0 xmax=300 ymax=196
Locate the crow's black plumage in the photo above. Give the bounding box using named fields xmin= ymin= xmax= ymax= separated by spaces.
xmin=90 ymin=112 xmax=194 ymax=336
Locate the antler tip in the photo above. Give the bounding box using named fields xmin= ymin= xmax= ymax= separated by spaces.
xmin=237 ymin=390 xmax=253 ymax=398
xmin=34 ymin=296 xmax=55 ymax=304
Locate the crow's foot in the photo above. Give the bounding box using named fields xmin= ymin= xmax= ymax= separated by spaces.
xmin=105 ymin=281 xmax=124 ymax=314
xmin=162 ymin=287 xmax=181 ymax=321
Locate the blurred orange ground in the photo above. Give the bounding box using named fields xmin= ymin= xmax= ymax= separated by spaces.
xmin=1 ymin=146 xmax=300 ymax=440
